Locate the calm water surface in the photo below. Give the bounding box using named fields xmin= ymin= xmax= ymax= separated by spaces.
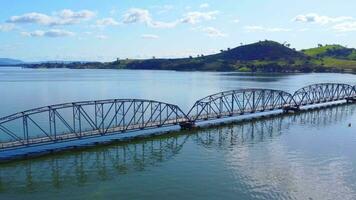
xmin=0 ymin=67 xmax=356 ymax=200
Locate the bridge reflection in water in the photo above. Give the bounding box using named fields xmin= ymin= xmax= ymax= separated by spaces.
xmin=0 ymin=104 xmax=354 ymax=193
xmin=0 ymin=83 xmax=355 ymax=150
xmin=195 ymin=105 xmax=354 ymax=149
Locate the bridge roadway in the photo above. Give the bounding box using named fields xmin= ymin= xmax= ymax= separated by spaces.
xmin=0 ymin=83 xmax=355 ymax=151
xmin=0 ymin=107 xmax=282 ymax=149
xmin=0 ymin=118 xmax=188 ymax=149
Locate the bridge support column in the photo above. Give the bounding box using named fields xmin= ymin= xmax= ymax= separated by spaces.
xmin=346 ymin=97 xmax=356 ymax=103
xmin=283 ymin=106 xmax=300 ymax=113
xmin=179 ymin=121 xmax=196 ymax=130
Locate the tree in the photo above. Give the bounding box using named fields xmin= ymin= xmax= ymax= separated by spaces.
xmin=318 ymin=44 xmax=323 ymax=47
xmin=283 ymin=42 xmax=291 ymax=48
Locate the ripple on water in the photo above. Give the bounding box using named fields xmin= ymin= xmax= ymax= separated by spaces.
xmin=1 ymin=105 xmax=356 ymax=199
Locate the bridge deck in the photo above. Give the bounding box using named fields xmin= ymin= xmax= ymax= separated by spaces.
xmin=0 ymin=83 xmax=355 ymax=151
xmin=0 ymin=102 xmax=350 ymax=150
xmin=0 ymin=118 xmax=188 ymax=150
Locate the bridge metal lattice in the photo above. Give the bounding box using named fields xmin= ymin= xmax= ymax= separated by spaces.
xmin=1 ymin=104 xmax=352 ymax=189
xmin=0 ymin=83 xmax=356 ymax=151
xmin=188 ymin=89 xmax=294 ymax=121
xmin=292 ymin=83 xmax=355 ymax=106
xmin=0 ymin=99 xmax=188 ymax=149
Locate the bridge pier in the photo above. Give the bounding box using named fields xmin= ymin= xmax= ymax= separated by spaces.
xmin=346 ymin=97 xmax=356 ymax=103
xmin=283 ymin=106 xmax=300 ymax=113
xmin=179 ymin=121 xmax=196 ymax=129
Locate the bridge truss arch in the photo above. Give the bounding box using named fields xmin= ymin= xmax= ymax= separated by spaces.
xmin=0 ymin=99 xmax=188 ymax=149
xmin=292 ymin=83 xmax=355 ymax=106
xmin=188 ymin=89 xmax=294 ymax=121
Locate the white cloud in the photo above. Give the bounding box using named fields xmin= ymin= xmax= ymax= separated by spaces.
xmin=181 ymin=11 xmax=219 ymax=24
xmin=122 ymin=8 xmax=219 ymax=28
xmin=7 ymin=9 xmax=96 ymax=26
xmin=21 ymin=29 xmax=75 ymax=37
xmin=203 ymin=27 xmax=226 ymax=37
xmin=200 ymin=3 xmax=210 ymax=8
xmin=96 ymin=18 xmax=120 ymax=27
xmin=141 ymin=34 xmax=159 ymax=39
xmin=44 ymin=29 xmax=73 ymax=37
xmin=123 ymin=8 xmax=151 ymax=24
xmin=293 ymin=13 xmax=353 ymax=25
xmin=8 ymin=12 xmax=54 ymax=25
xmin=333 ymin=21 xmax=356 ymax=32
xmin=293 ymin=13 xmax=356 ymax=32
xmin=96 ymin=35 xmax=108 ymax=40
xmin=232 ymin=18 xmax=240 ymax=23
xmin=0 ymin=23 xmax=15 ymax=32
xmin=244 ymin=25 xmax=291 ymax=32
xmin=57 ymin=9 xmax=95 ymax=20
xmin=123 ymin=8 xmax=177 ymax=28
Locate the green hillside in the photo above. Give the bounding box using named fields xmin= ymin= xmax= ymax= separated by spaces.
xmin=112 ymin=41 xmax=313 ymax=72
xmin=302 ymin=44 xmax=356 ymax=60
xmin=210 ymin=41 xmax=306 ymax=61
xmin=302 ymin=44 xmax=356 ymax=71
xmin=24 ymin=41 xmax=356 ymax=73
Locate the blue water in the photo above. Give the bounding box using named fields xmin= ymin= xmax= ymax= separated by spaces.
xmin=0 ymin=67 xmax=356 ymax=200
xmin=0 ymin=67 xmax=355 ymax=115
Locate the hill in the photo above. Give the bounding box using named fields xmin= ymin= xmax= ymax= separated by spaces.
xmin=302 ymin=45 xmax=356 ymax=71
xmin=111 ymin=41 xmax=313 ymax=72
xmin=0 ymin=58 xmax=23 ymax=65
xmin=209 ymin=41 xmax=306 ymax=61
xmin=23 ymin=41 xmax=356 ymax=73
xmin=302 ymin=45 xmax=356 ymax=60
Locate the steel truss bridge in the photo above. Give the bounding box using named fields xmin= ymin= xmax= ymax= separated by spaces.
xmin=0 ymin=104 xmax=350 ymax=189
xmin=0 ymin=83 xmax=355 ymax=150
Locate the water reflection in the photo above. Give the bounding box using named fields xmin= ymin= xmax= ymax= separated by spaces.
xmin=0 ymin=135 xmax=189 ymax=192
xmin=0 ymin=104 xmax=355 ymax=199
xmin=219 ymin=72 xmax=292 ymax=83
xmin=194 ymin=105 xmax=354 ymax=149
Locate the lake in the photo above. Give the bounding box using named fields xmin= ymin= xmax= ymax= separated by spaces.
xmin=0 ymin=67 xmax=356 ymax=200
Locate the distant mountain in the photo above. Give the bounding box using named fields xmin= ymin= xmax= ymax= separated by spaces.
xmin=0 ymin=58 xmax=24 ymax=65
xmin=23 ymin=41 xmax=356 ymax=73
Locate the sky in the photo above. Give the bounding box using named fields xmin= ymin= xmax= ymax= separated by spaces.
xmin=0 ymin=0 xmax=356 ymax=62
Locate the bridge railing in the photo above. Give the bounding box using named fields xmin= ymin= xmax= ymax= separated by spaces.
xmin=187 ymin=89 xmax=294 ymax=122
xmin=0 ymin=99 xmax=189 ymax=149
xmin=292 ymin=83 xmax=355 ymax=106
xmin=0 ymin=83 xmax=355 ymax=150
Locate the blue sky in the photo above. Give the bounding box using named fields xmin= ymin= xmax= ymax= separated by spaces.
xmin=0 ymin=0 xmax=356 ymax=61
